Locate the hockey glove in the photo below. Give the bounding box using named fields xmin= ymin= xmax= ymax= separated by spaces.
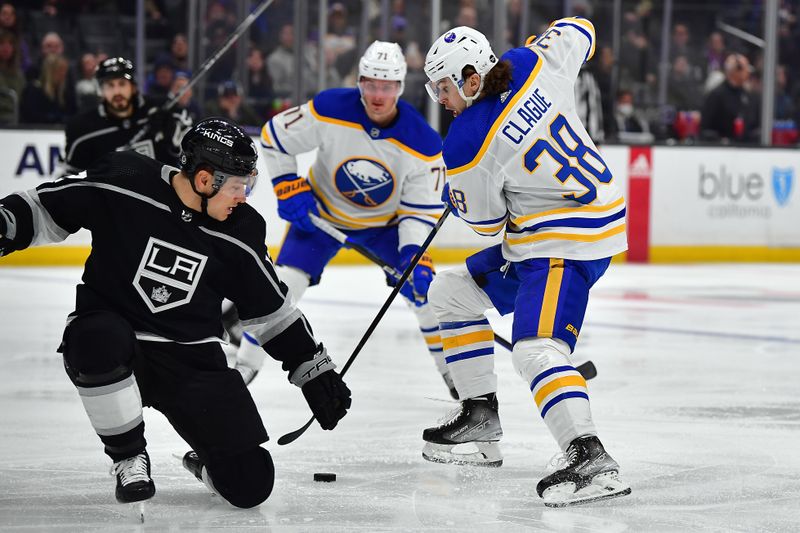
xmin=441 ymin=182 xmax=461 ymax=218
xmin=272 ymin=174 xmax=320 ymax=233
xmin=290 ymin=346 xmax=351 ymax=430
xmin=398 ymin=244 xmax=435 ymax=306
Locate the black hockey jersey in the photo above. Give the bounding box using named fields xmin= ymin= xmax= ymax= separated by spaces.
xmin=63 ymin=95 xmax=193 ymax=174
xmin=0 ymin=151 xmax=316 ymax=373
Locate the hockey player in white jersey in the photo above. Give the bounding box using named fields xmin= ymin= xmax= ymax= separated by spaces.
xmin=248 ymin=41 xmax=452 ymax=396
xmin=420 ymin=21 xmax=631 ymax=507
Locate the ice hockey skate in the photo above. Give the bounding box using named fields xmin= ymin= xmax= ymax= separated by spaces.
xmin=537 ymin=436 xmax=631 ymax=507
xmin=422 ymin=393 xmax=503 ymax=467
xmin=111 ymin=451 xmax=155 ymax=522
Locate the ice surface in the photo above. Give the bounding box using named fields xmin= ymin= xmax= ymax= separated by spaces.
xmin=1 ymin=264 xmax=799 ymax=532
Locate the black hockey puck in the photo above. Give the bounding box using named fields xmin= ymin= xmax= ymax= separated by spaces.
xmin=313 ymin=472 xmax=336 ymax=482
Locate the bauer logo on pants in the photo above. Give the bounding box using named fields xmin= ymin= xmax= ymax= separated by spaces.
xmin=334 ymin=157 xmax=396 ymax=208
xmin=133 ymin=237 xmax=208 ymax=313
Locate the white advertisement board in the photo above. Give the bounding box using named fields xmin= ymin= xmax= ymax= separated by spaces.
xmin=651 ymin=146 xmax=800 ymax=246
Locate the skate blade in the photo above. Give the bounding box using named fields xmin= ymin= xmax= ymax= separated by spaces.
xmin=422 ymin=441 xmax=503 ymax=467
xmin=127 ymin=501 xmax=146 ymax=523
xmin=542 ymin=471 xmax=631 ymax=508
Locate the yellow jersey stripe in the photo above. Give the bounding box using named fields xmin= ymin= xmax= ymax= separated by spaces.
xmin=512 ymin=197 xmax=625 ymax=226
xmin=447 ymin=55 xmax=544 ymax=177
xmin=442 ymin=329 xmax=495 ymax=350
xmin=506 ymin=223 xmax=626 ymax=246
xmin=534 ymin=375 xmax=587 ymax=406
xmin=537 ymin=258 xmax=564 ymax=337
xmin=424 ymin=335 xmax=442 ymax=345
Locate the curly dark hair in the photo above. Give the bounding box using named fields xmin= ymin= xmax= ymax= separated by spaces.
xmin=461 ymin=59 xmax=513 ymax=100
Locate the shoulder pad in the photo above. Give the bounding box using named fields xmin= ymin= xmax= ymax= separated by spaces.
xmin=311 ymin=88 xmax=363 ymax=123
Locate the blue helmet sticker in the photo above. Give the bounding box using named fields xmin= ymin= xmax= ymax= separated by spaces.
xmin=444 ymin=32 xmax=456 ymax=43
xmin=334 ymin=158 xmax=396 ymax=208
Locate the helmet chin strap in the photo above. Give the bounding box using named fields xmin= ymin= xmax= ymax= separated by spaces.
xmin=458 ymin=76 xmax=485 ymax=108
xmin=188 ymin=172 xmax=219 ymax=216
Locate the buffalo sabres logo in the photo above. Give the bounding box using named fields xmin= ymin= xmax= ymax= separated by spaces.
xmin=772 ymin=167 xmax=794 ymax=207
xmin=133 ymin=237 xmax=208 ymax=313
xmin=334 ymin=157 xmax=395 ymax=208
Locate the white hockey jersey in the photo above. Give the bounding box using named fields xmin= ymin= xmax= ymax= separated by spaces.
xmin=443 ymin=17 xmax=627 ymax=262
xmin=260 ymin=88 xmax=444 ymax=248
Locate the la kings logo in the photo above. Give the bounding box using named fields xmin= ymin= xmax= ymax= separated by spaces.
xmin=133 ymin=237 xmax=208 ymax=313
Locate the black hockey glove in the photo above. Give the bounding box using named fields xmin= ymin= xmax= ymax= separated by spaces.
xmin=289 ymin=346 xmax=352 ymax=430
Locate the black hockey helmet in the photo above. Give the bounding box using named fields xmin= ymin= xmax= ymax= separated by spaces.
xmin=95 ymin=57 xmax=135 ymax=84
xmin=180 ymin=117 xmax=258 ymax=204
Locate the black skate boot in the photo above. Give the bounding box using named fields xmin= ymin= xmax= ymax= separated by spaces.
xmin=536 ymin=436 xmax=631 ymax=507
xmin=112 ymin=451 xmax=156 ymax=503
xmin=422 ymin=393 xmax=503 ymax=467
xmin=182 ymin=451 xmax=203 ymax=482
xmin=442 ymin=372 xmax=459 ymax=400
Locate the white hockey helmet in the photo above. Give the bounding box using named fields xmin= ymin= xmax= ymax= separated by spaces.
xmin=424 ymin=26 xmax=497 ymax=107
xmin=358 ymin=40 xmax=406 ymax=97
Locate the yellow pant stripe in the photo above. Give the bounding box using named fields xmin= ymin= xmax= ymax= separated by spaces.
xmin=537 ymin=258 xmax=564 ymax=337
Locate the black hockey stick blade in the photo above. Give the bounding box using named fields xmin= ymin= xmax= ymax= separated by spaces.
xmin=277 ymin=415 xmax=315 ymax=446
xmin=277 ymin=207 xmax=453 ymax=446
xmin=494 ymin=333 xmax=597 ymax=380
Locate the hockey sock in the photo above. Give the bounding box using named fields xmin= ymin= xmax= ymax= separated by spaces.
xmin=76 ymin=371 xmax=146 ymax=461
xmin=512 ymin=337 xmax=597 ymax=450
xmin=439 ymin=318 xmax=497 ymax=399
xmin=407 ymin=302 xmax=446 ymax=375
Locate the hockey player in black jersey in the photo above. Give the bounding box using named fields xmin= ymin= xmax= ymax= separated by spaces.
xmin=0 ymin=117 xmax=351 ymax=509
xmin=62 ymin=56 xmax=193 ymax=175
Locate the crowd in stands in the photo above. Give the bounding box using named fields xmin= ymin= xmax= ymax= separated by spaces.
xmin=0 ymin=0 xmax=798 ymax=145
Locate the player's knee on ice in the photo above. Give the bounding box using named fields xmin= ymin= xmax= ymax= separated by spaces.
xmin=62 ymin=311 xmax=138 ymax=380
xmin=205 ymin=447 xmax=275 ymax=508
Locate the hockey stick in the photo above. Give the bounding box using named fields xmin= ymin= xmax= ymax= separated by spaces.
xmin=125 ymin=0 xmax=276 ymax=148
xmin=309 ymin=214 xmax=598 ymax=381
xmin=308 ymin=214 xmax=426 ymax=304
xmin=277 ymin=206 xmax=453 ymax=446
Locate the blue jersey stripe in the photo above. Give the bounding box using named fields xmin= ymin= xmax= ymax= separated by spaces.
xmin=530 ymin=365 xmax=576 ymax=391
xmin=440 ymin=319 xmax=491 ymax=331
xmin=400 ymin=201 xmax=442 ymax=210
xmin=462 ymin=213 xmax=510 ymax=226
xmin=445 ymin=347 xmax=494 ymax=364
xmin=508 ymin=208 xmax=626 ymax=235
xmin=398 ymin=215 xmax=436 ymax=227
xmin=268 ymin=120 xmax=288 ymax=154
xmin=420 ymin=325 xmax=439 ymax=333
xmin=554 ymin=22 xmax=593 ymax=63
xmin=541 ymin=391 xmax=589 ymax=417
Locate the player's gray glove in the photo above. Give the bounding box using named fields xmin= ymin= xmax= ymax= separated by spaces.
xmin=290 ymin=345 xmax=352 ymax=430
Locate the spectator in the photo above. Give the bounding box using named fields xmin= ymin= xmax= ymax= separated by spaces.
xmin=668 ymin=55 xmax=703 ymax=111
xmin=0 ymin=2 xmax=29 ymax=72
xmin=774 ymin=65 xmax=795 ymax=121
xmin=164 ymin=33 xmax=189 ymax=72
xmin=246 ymin=46 xmax=273 ymax=100
xmin=19 ymin=53 xmax=76 ymax=124
xmin=704 ymin=32 xmax=726 ymax=79
xmin=168 ymin=70 xmax=202 ymax=121
xmin=593 ymin=45 xmax=616 ymax=140
xmin=204 ymin=80 xmax=262 ymax=127
xmin=700 ymin=53 xmax=757 ymax=143
xmin=325 ymin=2 xmax=356 ymax=79
xmin=75 ymin=52 xmax=99 ymax=110
xmin=0 ymin=28 xmax=24 ymax=124
xmin=267 ymin=23 xmax=338 ymax=100
xmin=147 ymin=57 xmax=175 ymax=99
xmin=26 ymin=31 xmax=66 ymax=81
xmin=613 ymin=89 xmax=653 ymax=143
